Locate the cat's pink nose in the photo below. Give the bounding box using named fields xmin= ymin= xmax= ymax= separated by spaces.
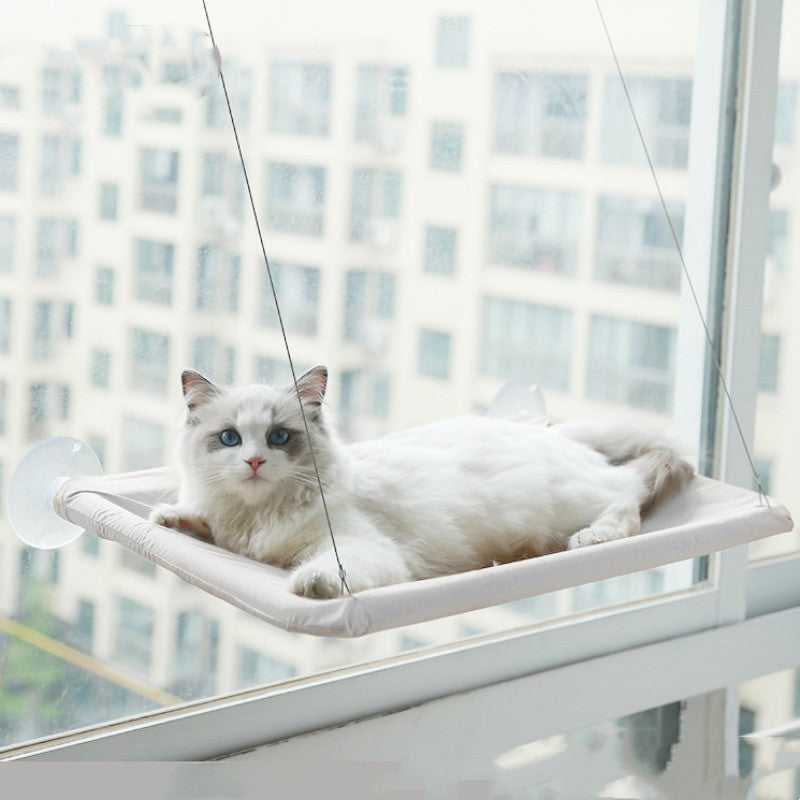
xmin=245 ymin=456 xmax=265 ymax=475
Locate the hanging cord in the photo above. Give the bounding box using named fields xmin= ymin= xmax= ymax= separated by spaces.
xmin=593 ymin=0 xmax=770 ymax=508
xmin=200 ymin=0 xmax=351 ymax=594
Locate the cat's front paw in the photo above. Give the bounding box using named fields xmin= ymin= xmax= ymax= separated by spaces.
xmin=149 ymin=504 xmax=213 ymax=540
xmin=290 ymin=565 xmax=343 ymax=599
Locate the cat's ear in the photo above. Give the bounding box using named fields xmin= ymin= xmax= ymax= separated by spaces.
xmin=181 ymin=370 xmax=221 ymax=411
xmin=295 ymin=366 xmax=328 ymax=414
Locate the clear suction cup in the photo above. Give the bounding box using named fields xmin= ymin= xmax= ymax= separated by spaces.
xmin=7 ymin=437 xmax=102 ymax=549
xmin=487 ymin=381 xmax=547 ymax=419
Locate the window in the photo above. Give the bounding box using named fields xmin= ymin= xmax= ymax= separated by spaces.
xmin=774 ymin=82 xmax=797 ymax=146
xmin=192 ymin=337 xmax=236 ymax=386
xmin=602 ymin=76 xmax=692 ymax=169
xmin=350 ymin=167 xmax=402 ymax=242
xmin=139 ymin=148 xmax=179 ymax=213
xmin=0 ymin=84 xmax=20 ymax=108
xmin=594 ymin=196 xmax=684 ymax=291
xmin=99 ymin=182 xmax=119 ymax=220
xmin=340 ymin=369 xmax=391 ymax=431
xmin=196 ymin=245 xmax=239 ymax=312
xmin=758 ymin=334 xmax=780 ymax=393
xmin=119 ymin=549 xmax=157 ymax=577
xmin=36 ymin=218 xmax=78 ymax=277
xmin=0 ymin=379 xmax=6 ymax=435
xmin=90 ymin=350 xmax=111 ymax=388
xmin=260 ymin=261 xmax=320 ymax=336
xmin=40 ymin=135 xmax=63 ymax=195
xmin=423 ymin=226 xmax=457 ymax=275
xmin=0 ymin=132 xmax=19 ymax=189
xmin=418 ymin=329 xmax=451 ymax=380
xmin=436 ymin=17 xmax=470 ymax=68
xmin=32 ymin=301 xmax=54 ymax=359
xmin=95 ymin=267 xmax=115 ymax=305
xmin=114 ymin=596 xmax=155 ymax=674
xmin=270 ymin=61 xmax=331 ymax=136
xmin=343 ymin=269 xmax=395 ymax=346
xmin=174 ymin=612 xmax=219 ymax=697
xmin=0 ymin=215 xmax=14 ymax=271
xmin=267 ymin=161 xmax=326 ymax=236
xmin=238 ymin=647 xmax=296 ymax=689
xmin=74 ymin=599 xmax=95 ymax=651
xmin=488 ymin=184 xmax=581 ymax=274
xmin=135 ymin=239 xmax=174 ymax=305
xmin=586 ymin=315 xmax=676 ymax=413
xmin=430 ymin=122 xmax=464 ymax=171
xmin=481 ymin=296 xmax=573 ymax=390
xmin=129 ymin=328 xmax=170 ymax=395
xmin=495 ymin=71 xmax=588 ymax=159
xmin=355 ymin=66 xmax=408 ymax=143
xmin=123 ymin=417 xmax=165 ymax=471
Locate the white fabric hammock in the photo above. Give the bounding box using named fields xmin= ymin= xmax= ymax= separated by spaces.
xmin=53 ymin=467 xmax=792 ymax=637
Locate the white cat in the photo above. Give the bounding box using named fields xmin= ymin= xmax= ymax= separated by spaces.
xmin=149 ymin=366 xmax=693 ymax=599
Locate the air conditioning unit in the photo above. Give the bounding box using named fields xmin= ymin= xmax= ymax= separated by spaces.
xmin=200 ymin=196 xmax=240 ymax=239
xmin=360 ymin=318 xmax=391 ymax=357
xmin=366 ymin=217 xmax=397 ymax=250
xmin=373 ymin=118 xmax=404 ymax=154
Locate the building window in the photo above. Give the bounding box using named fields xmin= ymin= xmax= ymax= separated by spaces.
xmin=254 ymin=356 xmax=305 ymax=386
xmin=0 ymin=133 xmax=19 ymax=190
xmin=86 ymin=435 xmax=106 ymax=469
xmin=430 ymin=122 xmax=464 ymax=171
xmin=418 ymin=329 xmax=451 ymax=380
xmin=40 ymin=135 xmax=63 ymax=195
xmin=344 ymin=270 xmax=395 ymax=347
xmin=36 ymin=218 xmax=78 ymax=277
xmin=120 ymin=549 xmax=157 ymax=576
xmin=123 ymin=417 xmax=165 ymax=470
xmin=481 ymin=297 xmax=573 ymax=390
xmin=267 ymin=161 xmax=326 ymax=236
xmin=0 ymin=85 xmax=20 ymax=108
xmin=340 ymin=369 xmax=391 ymax=430
xmin=270 ymin=61 xmax=331 ymax=136
xmin=0 ymin=297 xmax=11 ymax=352
xmin=99 ymin=182 xmax=119 ymax=220
xmin=594 ymin=196 xmax=684 ymax=291
xmin=175 ymin=612 xmax=219 ymax=696
xmin=206 ymin=66 xmax=254 ymax=130
xmin=495 ymin=71 xmax=588 ymax=159
xmin=758 ymin=334 xmax=780 ymax=393
xmin=41 ymin=66 xmax=81 ymax=115
xmin=768 ymin=210 xmax=789 ymax=273
xmin=752 ymin=458 xmax=772 ymax=496
xmin=436 ymin=17 xmax=470 ymax=68
xmin=192 ymin=337 xmax=236 ymax=386
xmin=237 ymin=646 xmax=296 ymax=689
xmin=135 ymin=239 xmax=174 ymax=305
xmin=261 ymin=262 xmax=320 ymax=336
xmin=130 ymin=328 xmax=170 ymax=395
xmin=355 ymin=66 xmax=408 ymax=143
xmin=196 ymin=245 xmax=239 ymax=312
xmin=81 ymin=532 xmax=100 ymax=557
xmin=96 ymin=267 xmax=115 ymax=305
xmin=91 ymin=350 xmax=111 ymax=388
xmin=32 ymin=301 xmax=54 ymax=359
xmin=0 ymin=216 xmax=14 ymax=272
xmin=586 ymin=315 xmax=676 ymax=413
xmin=350 ymin=168 xmax=402 ymax=242
xmin=602 ymin=76 xmax=692 ymax=169
xmin=0 ymin=380 xmax=6 ymax=436
xmin=114 ymin=596 xmax=155 ymax=675
xmin=424 ymin=226 xmax=457 ymax=275
xmin=139 ymin=148 xmax=179 ymax=213
xmin=488 ymin=185 xmax=581 ymax=274
xmin=74 ymin=599 xmax=95 ymax=651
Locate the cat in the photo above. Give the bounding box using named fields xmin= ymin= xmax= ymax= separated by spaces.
xmin=149 ymin=366 xmax=694 ymax=599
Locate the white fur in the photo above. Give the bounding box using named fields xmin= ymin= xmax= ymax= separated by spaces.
xmin=150 ymin=368 xmax=693 ymax=598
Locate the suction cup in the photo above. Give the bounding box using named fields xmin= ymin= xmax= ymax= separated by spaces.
xmin=487 ymin=381 xmax=547 ymax=419
xmin=7 ymin=437 xmax=102 ymax=549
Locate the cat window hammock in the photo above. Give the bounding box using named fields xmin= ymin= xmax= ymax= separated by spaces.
xmin=5 ymin=2 xmax=795 ymax=637
xmin=31 ymin=462 xmax=797 ymax=637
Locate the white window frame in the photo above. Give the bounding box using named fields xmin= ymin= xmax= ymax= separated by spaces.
xmin=4 ymin=0 xmax=798 ymax=764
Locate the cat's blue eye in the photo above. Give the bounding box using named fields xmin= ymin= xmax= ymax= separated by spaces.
xmin=219 ymin=428 xmax=241 ymax=447
xmin=268 ymin=427 xmax=290 ymax=447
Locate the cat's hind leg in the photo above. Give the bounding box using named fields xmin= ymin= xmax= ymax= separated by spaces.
xmin=567 ymin=498 xmax=641 ymax=550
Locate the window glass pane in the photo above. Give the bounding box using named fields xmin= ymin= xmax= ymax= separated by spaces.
xmin=0 ymin=0 xmax=725 ymax=750
xmin=750 ymin=10 xmax=800 ymax=559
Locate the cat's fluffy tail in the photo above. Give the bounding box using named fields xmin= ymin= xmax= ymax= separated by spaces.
xmin=555 ymin=419 xmax=695 ymax=514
